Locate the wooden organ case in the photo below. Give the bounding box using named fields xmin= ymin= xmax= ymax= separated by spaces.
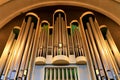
xmin=0 ymin=9 xmax=120 ymax=80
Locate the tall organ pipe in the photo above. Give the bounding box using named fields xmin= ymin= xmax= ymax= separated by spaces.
xmin=23 ymin=30 xmax=35 ymax=80
xmin=80 ymin=12 xmax=98 ymax=80
xmin=10 ymin=16 xmax=32 ymax=79
xmin=85 ymin=29 xmax=101 ymax=80
xmin=47 ymin=23 xmax=53 ymax=55
xmin=8 ymin=20 xmax=26 ymax=79
xmin=100 ymin=26 xmax=120 ymax=79
xmin=26 ymin=13 xmax=40 ymax=80
xmin=95 ymin=20 xmax=120 ymax=69
xmin=0 ymin=27 xmax=20 ymax=80
xmin=17 ymin=21 xmax=34 ymax=79
xmin=86 ymin=22 xmax=106 ymax=79
xmin=0 ymin=28 xmax=15 ymax=76
xmin=88 ymin=16 xmax=115 ymax=79
xmin=105 ymin=27 xmax=120 ymax=69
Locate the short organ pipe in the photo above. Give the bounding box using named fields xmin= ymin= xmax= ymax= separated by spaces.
xmin=35 ymin=20 xmax=49 ymax=65
xmin=52 ymin=9 xmax=69 ymax=64
xmin=71 ymin=20 xmax=87 ymax=64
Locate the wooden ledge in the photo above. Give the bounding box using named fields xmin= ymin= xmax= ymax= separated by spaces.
xmin=52 ymin=55 xmax=69 ymax=64
xmin=35 ymin=57 xmax=46 ymax=65
xmin=76 ymin=56 xmax=87 ymax=64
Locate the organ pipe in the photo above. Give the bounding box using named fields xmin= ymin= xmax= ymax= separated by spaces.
xmin=70 ymin=20 xmax=87 ymax=64
xmin=52 ymin=9 xmax=69 ymax=64
xmin=0 ymin=27 xmax=16 ymax=76
xmin=100 ymin=25 xmax=120 ymax=79
xmin=26 ymin=13 xmax=40 ymax=80
xmin=89 ymin=16 xmax=114 ymax=79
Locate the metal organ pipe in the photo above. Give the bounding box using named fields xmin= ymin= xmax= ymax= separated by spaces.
xmin=52 ymin=9 xmax=69 ymax=64
xmin=35 ymin=20 xmax=49 ymax=65
xmin=100 ymin=26 xmax=120 ymax=79
xmin=10 ymin=16 xmax=32 ymax=80
xmin=89 ymin=16 xmax=115 ymax=79
xmin=18 ymin=21 xmax=34 ymax=79
xmin=71 ymin=20 xmax=87 ymax=64
xmin=0 ymin=27 xmax=20 ymax=80
xmin=24 ymin=30 xmax=35 ymax=79
xmin=86 ymin=22 xmax=106 ymax=79
xmin=0 ymin=12 xmax=40 ymax=80
xmin=26 ymin=14 xmax=40 ymax=80
xmin=80 ymin=12 xmax=101 ymax=80
xmin=85 ymin=29 xmax=101 ymax=80
xmin=106 ymin=28 xmax=120 ymax=69
xmin=0 ymin=29 xmax=15 ymax=77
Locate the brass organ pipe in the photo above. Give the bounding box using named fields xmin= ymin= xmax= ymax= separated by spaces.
xmin=80 ymin=16 xmax=96 ymax=80
xmin=89 ymin=17 xmax=112 ymax=79
xmin=26 ymin=18 xmax=40 ymax=80
xmin=94 ymin=19 xmax=115 ymax=73
xmin=56 ymin=17 xmax=58 ymax=46
xmin=107 ymin=44 xmax=120 ymax=75
xmin=41 ymin=28 xmax=45 ymax=57
xmin=22 ymin=30 xmax=35 ymax=80
xmin=85 ymin=29 xmax=101 ymax=80
xmin=3 ymin=40 xmax=16 ymax=80
xmin=106 ymin=29 xmax=120 ymax=69
xmin=0 ymin=30 xmax=15 ymax=76
xmin=94 ymin=18 xmax=117 ymax=79
xmin=105 ymin=40 xmax=120 ymax=79
xmin=1 ymin=34 xmax=15 ymax=80
xmin=1 ymin=33 xmax=15 ymax=78
xmin=62 ymin=18 xmax=67 ymax=56
xmin=17 ymin=21 xmax=34 ymax=79
xmin=86 ymin=22 xmax=106 ymax=79
xmin=106 ymin=34 xmax=120 ymax=74
xmin=73 ymin=29 xmax=79 ymax=57
xmin=47 ymin=28 xmax=53 ymax=55
xmin=9 ymin=20 xmax=26 ymax=79
xmin=75 ymin=29 xmax=83 ymax=56
xmin=43 ymin=25 xmax=48 ymax=57
xmin=38 ymin=28 xmax=44 ymax=57
xmin=53 ymin=18 xmax=58 ymax=56
xmin=62 ymin=18 xmax=66 ymax=46
xmin=58 ymin=13 xmax=62 ymax=45
xmin=11 ymin=16 xmax=32 ymax=80
xmin=39 ymin=28 xmax=45 ymax=57
xmin=77 ymin=29 xmax=84 ymax=56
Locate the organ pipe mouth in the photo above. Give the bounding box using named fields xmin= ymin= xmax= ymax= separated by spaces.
xmin=80 ymin=11 xmax=95 ymax=29
xmin=100 ymin=25 xmax=108 ymax=40
xmin=13 ymin=26 xmax=20 ymax=39
xmin=25 ymin=12 xmax=39 ymax=29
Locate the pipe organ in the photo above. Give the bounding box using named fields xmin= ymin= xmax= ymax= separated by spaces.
xmin=0 ymin=9 xmax=120 ymax=80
